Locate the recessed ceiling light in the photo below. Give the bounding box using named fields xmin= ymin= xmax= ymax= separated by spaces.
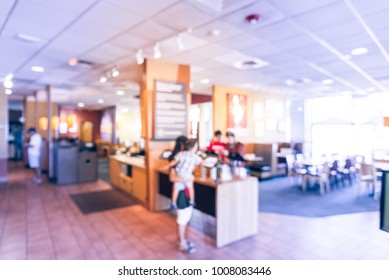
xmin=16 ymin=33 xmax=40 ymax=43
xmin=99 ymin=76 xmax=107 ymax=83
xmin=68 ymin=57 xmax=78 ymax=66
xmin=350 ymin=47 xmax=368 ymax=56
xmin=97 ymin=98 xmax=104 ymax=104
xmin=31 ymin=66 xmax=45 ymax=72
xmin=200 ymin=78 xmax=210 ymax=84
xmin=116 ymin=90 xmax=125 ymax=96
xmin=5 ymin=89 xmax=12 ymax=95
xmin=3 ymin=80 xmax=13 ymax=89
xmin=77 ymin=102 xmax=85 ymax=108
xmin=321 ymin=79 xmax=334 ymax=85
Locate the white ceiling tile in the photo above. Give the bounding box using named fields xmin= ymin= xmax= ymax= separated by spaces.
xmin=212 ymin=51 xmax=268 ymax=67
xmin=19 ymin=0 xmax=97 ymax=15
xmin=104 ymin=0 xmax=178 ymax=17
xmin=191 ymin=44 xmax=232 ymax=58
xmin=81 ymin=1 xmax=143 ymax=32
xmin=363 ymin=9 xmax=389 ymax=30
xmin=129 ymin=20 xmax=177 ymax=41
xmin=109 ymin=33 xmax=149 ymax=50
xmin=250 ymin=19 xmax=301 ymax=42
xmin=164 ymin=52 xmax=205 ymax=65
xmin=159 ymin=33 xmax=208 ymax=56
xmin=82 ymin=44 xmax=132 ymax=65
xmin=0 ymin=0 xmax=16 ymax=25
xmin=243 ymin=42 xmax=281 ymax=57
xmin=222 ymin=1 xmax=285 ymax=31
xmin=270 ymin=0 xmax=340 ymax=17
xmin=291 ymin=1 xmax=355 ymax=31
xmin=217 ymin=33 xmax=263 ymax=50
xmin=272 ymin=34 xmax=318 ymax=51
xmin=331 ymin=34 xmax=374 ymax=53
xmin=153 ymin=2 xmax=213 ymax=31
xmin=5 ymin=0 xmax=80 ymax=41
xmin=313 ymin=20 xmax=367 ymax=42
xmin=192 ymin=20 xmax=242 ymax=42
xmin=348 ymin=0 xmax=389 ymax=16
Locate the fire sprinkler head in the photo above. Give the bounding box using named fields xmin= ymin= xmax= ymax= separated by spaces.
xmin=246 ymin=14 xmax=261 ymax=24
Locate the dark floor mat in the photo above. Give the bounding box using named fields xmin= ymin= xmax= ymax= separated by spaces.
xmin=70 ymin=189 xmax=137 ymax=214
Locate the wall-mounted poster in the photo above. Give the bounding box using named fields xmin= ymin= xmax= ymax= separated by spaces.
xmin=154 ymin=80 xmax=188 ymax=140
xmin=227 ymin=93 xmax=248 ymax=131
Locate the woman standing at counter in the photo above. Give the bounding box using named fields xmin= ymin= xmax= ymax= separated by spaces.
xmin=168 ymin=136 xmax=195 ymax=254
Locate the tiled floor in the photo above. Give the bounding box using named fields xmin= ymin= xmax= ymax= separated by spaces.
xmin=1 ymin=162 xmax=389 ymax=260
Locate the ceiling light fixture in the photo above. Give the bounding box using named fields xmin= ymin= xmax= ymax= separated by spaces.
xmin=153 ymin=43 xmax=161 ymax=59
xmin=321 ymin=79 xmax=334 ymax=85
xmin=5 ymin=89 xmax=12 ymax=95
xmin=3 ymin=80 xmax=13 ymax=89
xmin=77 ymin=102 xmax=85 ymax=108
xmin=97 ymin=98 xmax=104 ymax=104
xmin=176 ymin=34 xmax=185 ymax=50
xmin=246 ymin=14 xmax=261 ymax=24
xmin=99 ymin=76 xmax=107 ymax=83
xmin=31 ymin=66 xmax=45 ymax=72
xmin=111 ymin=67 xmax=120 ymax=77
xmin=68 ymin=57 xmax=78 ymax=66
xmin=200 ymin=78 xmax=210 ymax=84
xmin=116 ymin=90 xmax=125 ymax=96
xmin=5 ymin=73 xmax=13 ymax=81
xmin=209 ymin=29 xmax=221 ymax=37
xmin=16 ymin=33 xmax=40 ymax=43
xmin=285 ymin=79 xmax=296 ymax=86
xmin=136 ymin=49 xmax=144 ymax=65
xmin=350 ymin=47 xmax=368 ymax=56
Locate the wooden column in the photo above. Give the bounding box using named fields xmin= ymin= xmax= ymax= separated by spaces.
xmin=141 ymin=59 xmax=191 ymax=211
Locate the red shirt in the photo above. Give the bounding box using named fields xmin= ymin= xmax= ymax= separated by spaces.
xmin=207 ymin=141 xmax=226 ymax=153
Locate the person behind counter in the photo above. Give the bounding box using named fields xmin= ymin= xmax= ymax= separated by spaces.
xmin=226 ymin=131 xmax=245 ymax=162
xmin=167 ymin=136 xmax=196 ymax=254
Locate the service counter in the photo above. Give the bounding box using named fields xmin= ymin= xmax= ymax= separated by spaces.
xmin=109 ymin=155 xmax=147 ymax=203
xmin=158 ymin=170 xmax=259 ymax=247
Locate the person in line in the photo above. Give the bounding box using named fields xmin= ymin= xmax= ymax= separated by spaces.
xmin=165 ymin=136 xmax=197 ymax=253
xmin=14 ymin=125 xmax=23 ymax=161
xmin=225 ymin=131 xmax=245 ymax=162
xmin=163 ymin=139 xmax=202 ymax=209
xmin=27 ymin=127 xmax=42 ymax=185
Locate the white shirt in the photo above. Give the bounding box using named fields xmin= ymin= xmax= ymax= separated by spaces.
xmin=28 ymin=133 xmax=42 ymax=156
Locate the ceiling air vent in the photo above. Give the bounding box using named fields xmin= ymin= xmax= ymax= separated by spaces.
xmin=234 ymin=59 xmax=269 ymax=70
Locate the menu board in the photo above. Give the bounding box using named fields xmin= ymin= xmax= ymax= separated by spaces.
xmin=154 ymin=80 xmax=188 ymax=140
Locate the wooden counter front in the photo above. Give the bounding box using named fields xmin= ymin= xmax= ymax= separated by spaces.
xmin=158 ymin=171 xmax=259 ymax=247
xmin=110 ymin=155 xmax=147 ymax=203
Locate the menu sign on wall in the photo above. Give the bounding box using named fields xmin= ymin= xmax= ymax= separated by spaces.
xmin=154 ymin=80 xmax=188 ymax=140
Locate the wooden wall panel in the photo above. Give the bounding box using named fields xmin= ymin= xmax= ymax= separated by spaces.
xmin=141 ymin=59 xmax=190 ymax=211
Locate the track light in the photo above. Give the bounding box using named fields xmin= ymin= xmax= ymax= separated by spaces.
xmin=176 ymin=34 xmax=185 ymax=50
xmin=136 ymin=49 xmax=144 ymax=65
xmin=5 ymin=89 xmax=12 ymax=95
xmin=99 ymin=76 xmax=107 ymax=83
xmin=154 ymin=43 xmax=161 ymax=59
xmin=111 ymin=67 xmax=119 ymax=77
xmin=4 ymin=80 xmax=13 ymax=89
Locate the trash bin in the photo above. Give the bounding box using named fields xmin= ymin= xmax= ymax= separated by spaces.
xmin=78 ymin=151 xmax=97 ymax=183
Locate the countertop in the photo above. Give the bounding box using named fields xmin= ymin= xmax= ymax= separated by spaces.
xmin=110 ymin=154 xmax=146 ymax=169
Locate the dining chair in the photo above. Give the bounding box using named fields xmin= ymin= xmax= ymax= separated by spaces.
xmin=303 ymin=163 xmax=330 ymax=195
xmin=358 ymin=163 xmax=381 ymax=200
xmin=285 ymin=154 xmax=307 ymax=185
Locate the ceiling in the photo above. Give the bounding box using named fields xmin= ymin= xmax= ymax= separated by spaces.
xmin=2 ymin=0 xmax=389 ymax=109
